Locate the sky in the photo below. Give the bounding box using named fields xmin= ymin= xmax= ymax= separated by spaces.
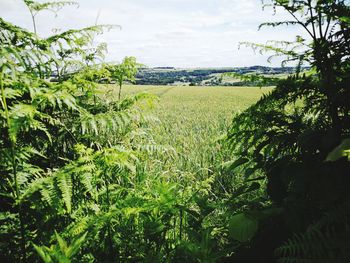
xmin=0 ymin=0 xmax=309 ymax=68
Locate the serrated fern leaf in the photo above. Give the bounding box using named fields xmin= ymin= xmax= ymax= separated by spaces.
xmin=56 ymin=172 xmax=72 ymax=213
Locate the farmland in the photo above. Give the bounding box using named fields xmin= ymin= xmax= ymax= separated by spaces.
xmin=107 ymin=85 xmax=272 ymax=175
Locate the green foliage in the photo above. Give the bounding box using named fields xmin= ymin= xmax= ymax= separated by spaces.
xmin=224 ymin=0 xmax=350 ymax=262
xmin=229 ymin=213 xmax=258 ymax=242
xmin=275 ymin=204 xmax=350 ymax=263
xmin=107 ymin=57 xmax=142 ymax=100
xmin=24 ymin=0 xmax=79 ymax=14
xmin=223 ymin=72 xmax=280 ymax=87
xmin=33 ymin=232 xmax=86 ymax=263
xmin=326 ymin=138 xmax=350 ymax=161
xmin=0 ymin=2 xmax=170 ymax=262
xmin=24 ymin=0 xmax=79 ymax=34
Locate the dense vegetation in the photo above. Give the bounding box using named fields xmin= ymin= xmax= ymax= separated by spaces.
xmin=0 ymin=0 xmax=349 ymax=262
xmin=226 ymin=0 xmax=350 ymax=262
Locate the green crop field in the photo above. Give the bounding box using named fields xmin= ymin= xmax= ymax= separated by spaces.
xmin=104 ymin=85 xmax=272 ymax=177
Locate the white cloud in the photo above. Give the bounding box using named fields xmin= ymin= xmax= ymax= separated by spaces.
xmin=0 ymin=0 xmax=309 ymax=67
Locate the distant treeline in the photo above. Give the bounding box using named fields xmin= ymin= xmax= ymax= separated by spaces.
xmin=135 ymin=66 xmax=303 ymax=86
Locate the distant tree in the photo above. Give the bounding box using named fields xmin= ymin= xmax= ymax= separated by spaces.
xmin=108 ymin=57 xmax=141 ymax=100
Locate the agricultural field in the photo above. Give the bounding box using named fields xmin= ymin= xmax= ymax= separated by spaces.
xmin=106 ymin=85 xmax=272 ymax=176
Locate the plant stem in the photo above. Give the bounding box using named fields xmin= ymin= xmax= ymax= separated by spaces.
xmin=29 ymin=10 xmax=37 ymax=35
xmin=179 ymin=209 xmax=183 ymax=241
xmin=118 ymin=83 xmax=122 ymax=101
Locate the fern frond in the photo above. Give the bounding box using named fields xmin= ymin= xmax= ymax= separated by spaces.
xmin=56 ymin=171 xmax=72 ymax=213
xmin=276 ymin=205 xmax=350 ymax=263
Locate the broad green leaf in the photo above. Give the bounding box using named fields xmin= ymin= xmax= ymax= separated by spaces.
xmin=221 ymin=157 xmax=249 ymax=170
xmin=229 ymin=213 xmax=258 ymax=242
xmin=326 ymin=139 xmax=350 ymax=162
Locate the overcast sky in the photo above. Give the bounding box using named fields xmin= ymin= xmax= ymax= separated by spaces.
xmin=1 ymin=0 xmax=308 ymax=68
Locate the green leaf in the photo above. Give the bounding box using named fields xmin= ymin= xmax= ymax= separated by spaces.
xmin=57 ymin=172 xmax=72 ymax=213
xmin=229 ymin=213 xmax=258 ymax=242
xmin=340 ymin=16 xmax=350 ymax=24
xmin=66 ymin=232 xmax=87 ymax=258
xmin=55 ymin=231 xmax=68 ymax=253
xmin=326 ymin=139 xmax=350 ymax=162
xmin=244 ymin=167 xmax=255 ymax=179
xmin=33 ymin=243 xmax=53 ymax=263
xmin=221 ymin=157 xmax=249 ymax=170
